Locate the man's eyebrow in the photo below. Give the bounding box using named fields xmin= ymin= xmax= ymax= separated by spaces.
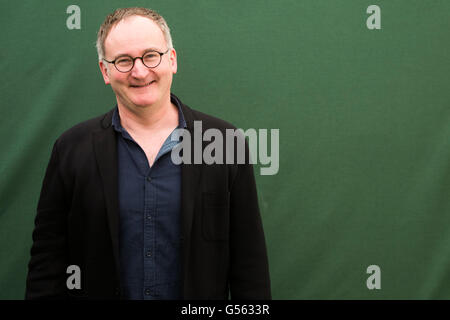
xmin=113 ymin=48 xmax=163 ymax=60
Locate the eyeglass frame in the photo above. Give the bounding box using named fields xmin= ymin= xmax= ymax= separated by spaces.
xmin=103 ymin=48 xmax=170 ymax=73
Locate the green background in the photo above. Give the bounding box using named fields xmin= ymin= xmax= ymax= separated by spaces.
xmin=1 ymin=0 xmax=450 ymax=299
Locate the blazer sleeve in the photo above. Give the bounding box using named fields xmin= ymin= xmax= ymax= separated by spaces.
xmin=25 ymin=140 xmax=69 ymax=299
xmin=228 ymin=142 xmax=271 ymax=300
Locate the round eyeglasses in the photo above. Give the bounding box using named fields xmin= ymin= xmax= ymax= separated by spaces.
xmin=103 ymin=49 xmax=170 ymax=73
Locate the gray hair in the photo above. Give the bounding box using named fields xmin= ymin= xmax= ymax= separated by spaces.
xmin=96 ymin=7 xmax=173 ymax=61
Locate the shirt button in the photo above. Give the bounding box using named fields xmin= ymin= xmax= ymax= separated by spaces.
xmin=147 ymin=176 xmax=152 ymax=182
xmin=146 ymin=250 xmax=152 ymax=257
xmin=145 ymin=289 xmax=151 ymax=295
xmin=147 ymin=215 xmax=151 ymax=220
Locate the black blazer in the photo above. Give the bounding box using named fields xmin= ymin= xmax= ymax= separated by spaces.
xmin=25 ymin=96 xmax=271 ymax=299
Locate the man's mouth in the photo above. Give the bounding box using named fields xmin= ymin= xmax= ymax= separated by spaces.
xmin=130 ymin=80 xmax=155 ymax=88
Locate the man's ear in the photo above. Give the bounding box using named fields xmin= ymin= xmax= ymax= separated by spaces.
xmin=99 ymin=60 xmax=111 ymax=85
xmin=169 ymin=48 xmax=177 ymax=75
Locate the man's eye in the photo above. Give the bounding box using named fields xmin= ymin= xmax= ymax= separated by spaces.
xmin=144 ymin=53 xmax=159 ymax=59
xmin=116 ymin=58 xmax=132 ymax=65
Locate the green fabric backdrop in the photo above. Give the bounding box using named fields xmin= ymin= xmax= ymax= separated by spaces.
xmin=1 ymin=0 xmax=450 ymax=299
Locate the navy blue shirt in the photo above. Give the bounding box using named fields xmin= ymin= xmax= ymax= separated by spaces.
xmin=112 ymin=96 xmax=186 ymax=300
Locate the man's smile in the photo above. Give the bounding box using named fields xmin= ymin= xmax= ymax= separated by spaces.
xmin=130 ymin=80 xmax=155 ymax=88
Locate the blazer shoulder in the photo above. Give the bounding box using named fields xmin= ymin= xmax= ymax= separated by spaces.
xmin=56 ymin=109 xmax=114 ymax=145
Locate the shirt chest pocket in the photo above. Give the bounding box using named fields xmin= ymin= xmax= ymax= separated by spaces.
xmin=202 ymin=192 xmax=230 ymax=241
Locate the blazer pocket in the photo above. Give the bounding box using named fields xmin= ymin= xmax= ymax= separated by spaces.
xmin=202 ymin=192 xmax=230 ymax=241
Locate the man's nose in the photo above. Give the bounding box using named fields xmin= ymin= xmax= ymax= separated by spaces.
xmin=130 ymin=58 xmax=149 ymax=77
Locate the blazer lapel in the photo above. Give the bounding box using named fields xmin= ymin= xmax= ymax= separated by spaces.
xmin=92 ymin=111 xmax=121 ymax=281
xmin=179 ymin=99 xmax=202 ymax=290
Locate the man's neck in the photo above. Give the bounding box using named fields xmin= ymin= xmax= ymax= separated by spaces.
xmin=117 ymin=97 xmax=178 ymax=135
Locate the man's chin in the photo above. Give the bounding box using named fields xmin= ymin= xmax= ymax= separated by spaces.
xmin=130 ymin=98 xmax=159 ymax=108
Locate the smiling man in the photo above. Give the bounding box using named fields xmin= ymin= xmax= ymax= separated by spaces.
xmin=25 ymin=7 xmax=271 ymax=300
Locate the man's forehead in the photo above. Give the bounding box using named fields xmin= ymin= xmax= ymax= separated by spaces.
xmin=105 ymin=16 xmax=166 ymax=56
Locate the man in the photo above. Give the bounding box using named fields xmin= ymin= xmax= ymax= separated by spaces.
xmin=25 ymin=7 xmax=270 ymax=300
